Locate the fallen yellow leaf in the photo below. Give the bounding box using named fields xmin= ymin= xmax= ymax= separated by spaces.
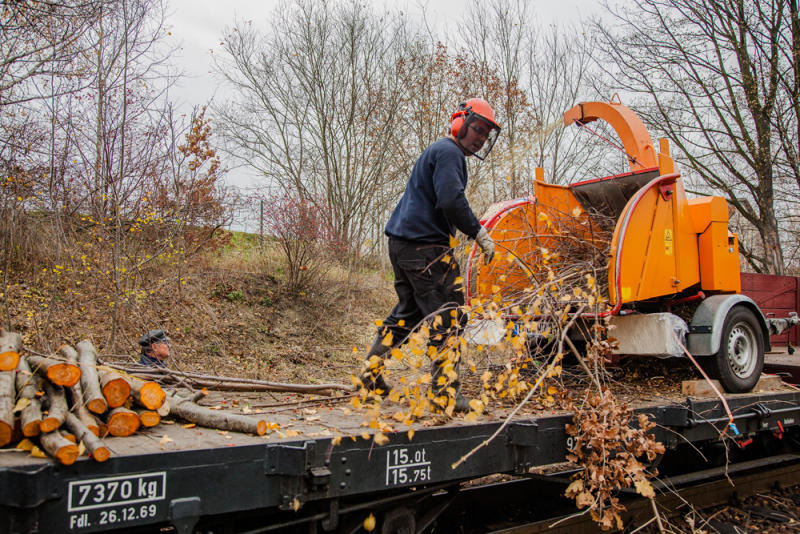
xmin=363 ymin=514 xmax=376 ymax=531
xmin=13 ymin=398 xmax=30 ymax=412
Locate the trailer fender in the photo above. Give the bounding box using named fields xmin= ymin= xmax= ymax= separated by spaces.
xmin=687 ymin=294 xmax=771 ymax=356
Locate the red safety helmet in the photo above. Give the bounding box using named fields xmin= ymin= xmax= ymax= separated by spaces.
xmin=450 ymin=98 xmax=501 ymax=160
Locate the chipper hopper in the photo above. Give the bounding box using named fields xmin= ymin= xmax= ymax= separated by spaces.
xmin=466 ymin=101 xmax=799 ymax=393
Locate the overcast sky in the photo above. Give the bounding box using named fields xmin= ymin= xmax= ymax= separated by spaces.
xmin=165 ymin=0 xmax=601 ymax=112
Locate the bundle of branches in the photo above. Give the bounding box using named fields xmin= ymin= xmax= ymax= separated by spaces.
xmin=108 ymin=364 xmax=351 ymax=396
xmin=3 ymin=335 xmax=270 ymax=465
xmin=355 ymin=202 xmax=614 ymax=420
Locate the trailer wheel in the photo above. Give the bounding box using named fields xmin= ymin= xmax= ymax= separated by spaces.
xmin=711 ymin=307 xmax=764 ymax=393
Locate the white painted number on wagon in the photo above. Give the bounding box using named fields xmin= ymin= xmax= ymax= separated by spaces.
xmin=67 ymin=472 xmax=166 ymax=531
xmin=385 ymin=447 xmax=431 ymax=486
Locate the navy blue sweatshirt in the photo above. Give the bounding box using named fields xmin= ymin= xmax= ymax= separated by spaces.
xmin=385 ymin=138 xmax=482 ymax=244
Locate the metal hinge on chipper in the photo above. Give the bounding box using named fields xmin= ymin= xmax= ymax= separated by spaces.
xmin=265 ymin=441 xmax=332 ymax=510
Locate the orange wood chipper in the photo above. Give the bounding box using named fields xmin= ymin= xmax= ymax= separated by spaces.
xmin=466 ymin=101 xmax=799 ymax=393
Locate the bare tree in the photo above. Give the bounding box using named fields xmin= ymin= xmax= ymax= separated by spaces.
xmin=0 ymin=0 xmax=106 ymax=106
xmin=458 ymin=0 xmax=536 ymax=200
xmin=214 ymin=0 xmax=411 ymax=259
xmin=524 ymin=24 xmax=618 ymax=185
xmin=594 ymin=0 xmax=799 ymax=274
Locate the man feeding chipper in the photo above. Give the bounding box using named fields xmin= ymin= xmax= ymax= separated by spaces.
xmin=358 ymin=98 xmax=500 ymax=414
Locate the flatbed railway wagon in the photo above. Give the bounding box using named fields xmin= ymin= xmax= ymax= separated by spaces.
xmin=4 ymin=385 xmax=800 ymax=534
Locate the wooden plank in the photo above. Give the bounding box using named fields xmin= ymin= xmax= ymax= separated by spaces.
xmin=682 ymin=375 xmax=784 ymax=397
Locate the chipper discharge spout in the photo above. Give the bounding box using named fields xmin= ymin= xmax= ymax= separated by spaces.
xmin=466 ymin=100 xmax=783 ymax=393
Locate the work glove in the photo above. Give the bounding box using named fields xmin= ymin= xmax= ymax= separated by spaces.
xmin=475 ymin=227 xmax=495 ymax=265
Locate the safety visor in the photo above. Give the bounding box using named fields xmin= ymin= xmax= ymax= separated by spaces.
xmin=457 ymin=112 xmax=501 ymax=161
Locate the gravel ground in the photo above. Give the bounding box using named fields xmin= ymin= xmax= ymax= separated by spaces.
xmin=643 ymin=483 xmax=800 ymax=533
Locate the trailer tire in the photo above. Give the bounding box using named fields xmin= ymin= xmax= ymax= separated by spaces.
xmin=710 ymin=306 xmax=764 ymax=393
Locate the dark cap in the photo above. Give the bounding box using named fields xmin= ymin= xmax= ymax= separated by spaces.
xmin=138 ymin=329 xmax=170 ymax=348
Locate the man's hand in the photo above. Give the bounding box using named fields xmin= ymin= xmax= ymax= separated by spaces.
xmin=475 ymin=227 xmax=495 ymax=265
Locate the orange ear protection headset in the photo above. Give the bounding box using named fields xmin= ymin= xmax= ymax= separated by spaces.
xmin=450 ymin=102 xmax=470 ymax=138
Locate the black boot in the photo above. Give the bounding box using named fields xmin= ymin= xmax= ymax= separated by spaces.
xmin=430 ymin=348 xmax=470 ymax=414
xmin=452 ymin=392 xmax=470 ymax=413
xmin=358 ymin=334 xmax=393 ymax=394
xmin=360 ymin=371 xmax=390 ymax=393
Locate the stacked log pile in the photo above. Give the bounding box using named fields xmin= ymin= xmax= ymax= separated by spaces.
xmin=1 ymin=331 xmax=270 ymax=464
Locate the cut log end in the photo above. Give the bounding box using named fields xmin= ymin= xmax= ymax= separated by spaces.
xmin=87 ymin=398 xmax=108 ymax=415
xmin=256 ymin=420 xmax=267 ymax=436
xmin=137 ymin=382 xmax=166 ymax=410
xmin=0 ymin=421 xmax=11 ymax=447
xmin=47 ymin=363 xmax=81 ymax=387
xmin=107 ymin=410 xmax=140 ymax=437
xmin=40 ymin=432 xmax=80 ymax=465
xmin=40 ymin=417 xmax=61 ymax=433
xmin=22 ymin=420 xmax=41 ymax=437
xmin=138 ymin=411 xmax=161 ymax=427
xmin=102 ymin=378 xmax=130 ymax=408
xmin=58 ymin=444 xmax=80 ymax=465
xmin=0 ymin=351 xmax=20 ymax=371
xmin=92 ymin=447 xmax=111 ymax=463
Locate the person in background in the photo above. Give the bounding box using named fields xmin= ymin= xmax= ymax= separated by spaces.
xmin=138 ymin=329 xmax=170 ymax=367
xmin=358 ymin=98 xmax=501 ymax=414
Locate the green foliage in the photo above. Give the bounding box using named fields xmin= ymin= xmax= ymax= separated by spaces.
xmin=225 ymin=289 xmax=243 ymax=302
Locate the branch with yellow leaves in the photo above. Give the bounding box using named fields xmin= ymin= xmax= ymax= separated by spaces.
xmin=452 ymin=305 xmax=586 ymax=470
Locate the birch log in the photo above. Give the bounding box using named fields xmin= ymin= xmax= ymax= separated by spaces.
xmin=40 ymin=430 xmax=80 ymax=465
xmin=98 ymin=369 xmax=130 ymax=408
xmin=0 ymin=371 xmax=15 ymax=446
xmin=41 ymin=381 xmax=68 ymax=433
xmin=167 ymin=392 xmax=267 ymax=435
xmin=106 ymin=407 xmax=140 ymax=437
xmin=59 ymin=346 xmax=100 ymax=437
xmin=130 ymin=379 xmax=165 ymax=410
xmin=0 ymin=328 xmax=21 ymax=371
xmin=15 ymin=357 xmax=42 ymax=437
xmin=64 ymin=413 xmax=110 ymax=462
xmin=76 ymin=341 xmax=107 ymax=414
xmin=27 ymin=355 xmax=80 ymax=387
xmin=136 ymin=409 xmax=161 ymax=428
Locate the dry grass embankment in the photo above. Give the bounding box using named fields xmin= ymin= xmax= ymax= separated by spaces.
xmin=2 ymin=230 xmax=394 ymax=386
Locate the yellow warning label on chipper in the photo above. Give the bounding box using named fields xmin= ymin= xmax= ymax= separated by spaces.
xmin=622 ymin=287 xmax=631 ymax=301
xmin=664 ymin=229 xmax=674 ymax=256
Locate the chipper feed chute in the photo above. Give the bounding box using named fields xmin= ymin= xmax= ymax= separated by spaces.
xmin=466 ymin=101 xmax=771 ymax=394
